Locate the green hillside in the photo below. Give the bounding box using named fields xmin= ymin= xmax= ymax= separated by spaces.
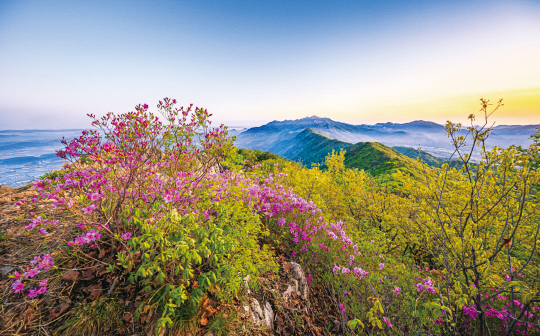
xmin=392 ymin=146 xmax=446 ymax=167
xmin=392 ymin=146 xmax=476 ymax=170
xmin=344 ymin=142 xmax=428 ymax=178
xmin=237 ymin=129 xmax=432 ymax=179
xmin=273 ymin=128 xmax=353 ymax=165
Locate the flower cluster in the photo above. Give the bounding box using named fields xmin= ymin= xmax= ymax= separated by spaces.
xmin=68 ymin=228 xmax=102 ymax=247
xmin=25 ymin=215 xmax=59 ymax=235
xmin=10 ymin=253 xmax=54 ymax=298
xmin=416 ymin=277 xmax=436 ymax=294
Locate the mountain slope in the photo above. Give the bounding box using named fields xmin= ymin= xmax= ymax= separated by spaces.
xmin=272 ymin=128 xmax=353 ymax=165
xmin=392 ymin=146 xmax=448 ymax=167
xmin=344 ymin=142 xmax=427 ymax=178
xmin=260 ymin=129 xmax=429 ymax=178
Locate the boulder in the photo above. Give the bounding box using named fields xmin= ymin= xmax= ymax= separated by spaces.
xmin=0 ymin=184 xmax=12 ymax=195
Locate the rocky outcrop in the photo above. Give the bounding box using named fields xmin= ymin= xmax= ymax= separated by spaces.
xmin=242 ymin=298 xmax=275 ymax=331
xmin=282 ymin=262 xmax=309 ymax=302
xmin=240 ymin=261 xmax=310 ymax=335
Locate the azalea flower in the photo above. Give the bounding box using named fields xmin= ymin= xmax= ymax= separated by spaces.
xmin=30 ymin=256 xmax=41 ymax=265
xmin=120 ymin=232 xmax=132 ymax=240
xmin=11 ymin=279 xmax=24 ymax=293
xmin=82 ymin=204 xmax=97 ymax=214
xmin=393 ymin=287 xmax=401 ymax=296
xmin=90 ymin=192 xmax=102 ymax=201
xmin=27 ymin=288 xmax=40 ymax=298
xmin=24 ymin=268 xmax=41 ymax=278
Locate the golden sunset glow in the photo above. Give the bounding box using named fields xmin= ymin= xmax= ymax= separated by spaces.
xmin=351 ymin=88 xmax=540 ymax=125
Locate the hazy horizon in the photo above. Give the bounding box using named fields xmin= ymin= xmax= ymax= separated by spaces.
xmin=2 ymin=114 xmax=540 ymax=132
xmin=3 ymin=113 xmax=540 ymax=132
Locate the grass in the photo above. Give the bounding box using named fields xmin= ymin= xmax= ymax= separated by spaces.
xmin=56 ymin=296 xmax=123 ymax=336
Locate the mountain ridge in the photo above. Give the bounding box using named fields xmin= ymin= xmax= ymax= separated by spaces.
xmin=235 ymin=115 xmax=537 ymax=159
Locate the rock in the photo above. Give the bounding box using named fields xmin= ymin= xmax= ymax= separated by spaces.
xmin=0 ymin=197 xmax=11 ymax=204
xmin=282 ymin=262 xmax=308 ymax=300
xmin=243 ymin=298 xmax=274 ymax=331
xmin=240 ymin=261 xmax=310 ymax=334
xmin=0 ymin=266 xmax=14 ymax=279
xmin=0 ymin=184 xmax=12 ymax=195
xmin=243 ymin=275 xmax=251 ymax=294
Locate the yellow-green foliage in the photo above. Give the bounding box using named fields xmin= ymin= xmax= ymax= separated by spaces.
xmin=252 ymin=115 xmax=540 ymax=333
xmin=122 ymin=180 xmax=279 ymax=330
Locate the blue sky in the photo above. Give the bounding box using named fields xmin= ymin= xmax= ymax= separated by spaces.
xmin=0 ymin=0 xmax=539 ymax=129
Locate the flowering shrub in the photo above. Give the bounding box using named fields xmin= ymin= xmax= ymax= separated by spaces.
xmin=8 ymin=99 xmax=260 ymax=331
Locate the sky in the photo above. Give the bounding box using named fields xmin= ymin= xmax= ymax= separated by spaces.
xmin=0 ymin=0 xmax=539 ymax=130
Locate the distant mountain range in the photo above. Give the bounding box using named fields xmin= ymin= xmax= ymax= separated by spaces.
xmin=232 ymin=116 xmax=537 ymax=176
xmin=235 ymin=116 xmax=538 ymax=160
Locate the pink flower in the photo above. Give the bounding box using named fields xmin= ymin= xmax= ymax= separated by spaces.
xmin=27 ymin=288 xmax=39 ymax=298
xmin=38 ymin=227 xmax=48 ymax=235
xmin=120 ymin=232 xmax=132 ymax=241
xmin=37 ymin=253 xmax=54 ymax=270
xmin=339 ymin=302 xmax=346 ymax=313
xmin=332 ymin=265 xmax=341 ymax=274
xmin=383 ymin=316 xmax=393 ymax=328
xmin=24 ymin=268 xmax=41 ymax=278
xmin=353 ymin=267 xmax=369 ymax=279
xmin=393 ymin=287 xmax=401 ymax=296
xmin=425 ymin=286 xmax=436 ymax=294
xmin=76 ymin=222 xmax=86 ymax=229
xmin=379 ymin=263 xmax=385 ymax=271
xmin=416 ymin=283 xmax=424 ymax=292
xmin=37 ymin=286 xmax=47 ymax=295
xmin=11 ymin=279 xmax=24 ymax=293
xmin=39 ymin=279 xmax=48 ymax=287
xmin=82 ymin=204 xmax=97 ymax=214
xmin=30 ymin=256 xmax=41 ymax=265
xmin=26 ymin=222 xmax=39 ymax=230
xmin=90 ymin=192 xmax=102 ymax=201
